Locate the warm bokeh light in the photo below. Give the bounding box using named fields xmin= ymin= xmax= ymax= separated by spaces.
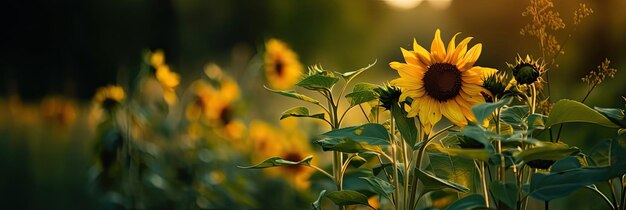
xmin=383 ymin=0 xmax=424 ymax=10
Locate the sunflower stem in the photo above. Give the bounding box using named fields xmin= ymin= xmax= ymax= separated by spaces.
xmin=390 ymin=114 xmax=401 ymax=209
xmin=480 ymin=161 xmax=490 ymax=208
xmin=409 ymin=129 xmax=430 ymax=210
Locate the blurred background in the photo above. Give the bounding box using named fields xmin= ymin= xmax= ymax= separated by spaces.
xmin=1 ymin=0 xmax=625 ymax=209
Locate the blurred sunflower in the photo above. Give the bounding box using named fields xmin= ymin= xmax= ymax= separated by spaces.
xmin=40 ymin=96 xmax=78 ymax=127
xmin=390 ymin=29 xmax=496 ymax=133
xmin=264 ymin=39 xmax=303 ymax=90
xmin=93 ymin=85 xmax=125 ymax=111
xmin=150 ymin=50 xmax=180 ymax=105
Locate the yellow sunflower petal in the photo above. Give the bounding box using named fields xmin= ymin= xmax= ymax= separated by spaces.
xmin=390 ymin=62 xmax=426 ymax=79
xmin=391 ymin=78 xmax=423 ymax=89
xmin=430 ymin=29 xmax=447 ymax=62
xmin=446 ymin=37 xmax=472 ymax=63
xmin=401 ymin=48 xmax=419 ymax=65
xmin=413 ymin=38 xmax=432 ymax=66
xmin=428 ymin=99 xmax=442 ymax=126
xmin=399 ymin=89 xmax=426 ymax=101
xmin=457 ymin=43 xmax=482 ymax=70
xmin=442 ymin=101 xmax=467 ymax=126
xmin=461 ymin=69 xmax=483 ymax=85
xmin=445 ymin=32 xmax=461 ymax=61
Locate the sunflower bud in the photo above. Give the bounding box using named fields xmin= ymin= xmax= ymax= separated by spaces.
xmin=482 ymin=70 xmax=511 ymax=100
xmin=507 ymin=55 xmax=545 ymax=85
xmin=374 ymin=85 xmax=402 ymax=110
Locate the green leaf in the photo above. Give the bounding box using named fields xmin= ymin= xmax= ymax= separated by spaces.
xmin=392 ymin=104 xmax=418 ymax=149
xmin=265 ymin=87 xmax=319 ymax=104
xmin=472 ymin=97 xmax=513 ymax=123
xmin=297 ymin=73 xmax=339 ymax=91
xmin=529 ymin=167 xmax=609 ymax=201
xmin=427 ymin=153 xmax=478 ymax=194
xmin=280 ymin=106 xmax=326 ymax=120
xmin=417 ymin=169 xmax=469 ymax=194
xmin=325 ymin=190 xmax=374 ymax=208
xmin=594 ymin=107 xmax=626 ymax=128
xmin=454 ymin=124 xmax=497 ymax=147
xmin=312 ymin=190 xmax=326 ymax=210
xmin=317 ymin=138 xmax=382 ymax=153
xmin=490 ymin=181 xmax=518 ymax=209
xmin=360 ymin=176 xmax=395 ymax=201
xmin=345 ymin=83 xmax=379 ymax=106
xmin=341 ymin=60 xmax=377 ymax=82
xmin=322 ymin=123 xmax=391 ymax=146
xmin=514 ymin=142 xmax=579 ymax=163
xmin=527 ymin=113 xmax=547 ymax=129
xmin=546 ymin=99 xmax=618 ymax=128
xmin=500 ymin=105 xmax=529 ymax=127
xmin=444 ymin=194 xmax=486 ymax=210
xmin=429 ymin=144 xmax=492 ymax=162
xmin=238 ymin=156 xmax=313 ymax=169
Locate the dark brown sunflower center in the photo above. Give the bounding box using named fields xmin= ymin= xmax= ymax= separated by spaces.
xmin=284 ymin=152 xmax=304 ymax=173
xmin=274 ymin=60 xmax=284 ymax=76
xmin=423 ymin=63 xmax=462 ymax=102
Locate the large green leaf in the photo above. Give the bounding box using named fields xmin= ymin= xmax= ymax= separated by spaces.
xmin=429 ymin=144 xmax=491 ymax=162
xmin=341 ymin=60 xmax=377 ymax=82
xmin=312 ymin=190 xmax=326 ymax=210
xmin=322 ymin=123 xmax=391 ymax=146
xmin=325 ymin=190 xmax=374 ymax=209
xmin=514 ymin=142 xmax=579 ymax=163
xmin=345 ymin=83 xmax=379 ymax=106
xmin=417 ymin=169 xmax=469 ymax=194
xmin=297 ymin=73 xmax=339 ymax=91
xmin=500 ymin=105 xmax=529 ymax=127
xmin=594 ymin=107 xmax=626 ymax=128
xmin=265 ymin=87 xmax=320 ymax=104
xmin=472 ymin=97 xmax=513 ymax=123
xmin=317 ymin=138 xmax=382 ymax=153
xmin=427 ymin=153 xmax=478 ymax=194
xmin=527 ymin=113 xmax=548 ymax=129
xmin=280 ymin=106 xmax=326 ymax=120
xmin=392 ymin=104 xmax=418 ymax=148
xmin=238 ymin=156 xmax=313 ymax=169
xmin=490 ymin=181 xmax=518 ymax=209
xmin=545 ymin=99 xmax=618 ymax=128
xmin=443 ymin=194 xmax=486 ymax=210
xmin=360 ymin=176 xmax=395 ymax=201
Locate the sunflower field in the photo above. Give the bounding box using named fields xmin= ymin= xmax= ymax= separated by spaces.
xmin=2 ymin=0 xmax=626 ymax=210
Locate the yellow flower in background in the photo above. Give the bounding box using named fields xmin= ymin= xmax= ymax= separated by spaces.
xmin=185 ymin=80 xmax=215 ymax=122
xmin=264 ymin=39 xmax=303 ymax=90
xmin=390 ymin=29 xmax=496 ymax=133
xmin=40 ymin=96 xmax=78 ymax=127
xmin=150 ymin=50 xmax=180 ymax=105
xmin=93 ymin=85 xmax=125 ymax=110
xmin=249 ymin=120 xmax=282 ymax=161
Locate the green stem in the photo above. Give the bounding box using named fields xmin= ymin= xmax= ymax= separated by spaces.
xmin=609 ymin=179 xmax=619 ymax=209
xmin=481 ymin=161 xmax=490 ymax=208
xmin=309 ymin=165 xmax=333 ymax=180
xmin=390 ymin=115 xmax=400 ymax=208
xmin=409 ymin=131 xmax=430 ymax=210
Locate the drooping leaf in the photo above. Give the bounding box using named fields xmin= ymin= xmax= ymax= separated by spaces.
xmin=472 ymin=97 xmax=513 ymax=123
xmin=280 ymin=106 xmax=326 ymax=120
xmin=297 ymin=73 xmax=339 ymax=91
xmin=312 ymin=190 xmax=326 ymax=210
xmin=514 ymin=142 xmax=579 ymax=163
xmin=417 ymin=169 xmax=469 ymax=194
xmin=490 ymin=181 xmax=518 ymax=210
xmin=500 ymin=105 xmax=530 ymax=127
xmin=550 ymin=156 xmax=582 ymax=172
xmin=429 ymin=144 xmax=492 ymax=162
xmin=392 ymin=103 xmax=418 ymax=148
xmin=317 ymin=138 xmax=382 ymax=153
xmin=341 ymin=60 xmax=377 ymax=82
xmin=360 ymin=176 xmax=395 ymax=201
xmin=443 ymin=194 xmax=486 ymax=210
xmin=588 ymin=138 xmax=612 ymax=166
xmin=322 ymin=123 xmax=391 ymax=146
xmin=345 ymin=83 xmax=379 ymax=106
xmin=238 ymin=156 xmax=313 ymax=169
xmin=265 ymin=87 xmax=320 ymax=104
xmin=594 ymin=107 xmax=626 ymax=128
xmin=325 ymin=190 xmax=374 ymax=209
xmin=545 ymin=99 xmax=618 ymax=128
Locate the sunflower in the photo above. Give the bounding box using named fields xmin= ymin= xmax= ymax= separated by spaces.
xmin=264 ymin=39 xmax=303 ymax=90
xmin=390 ymin=29 xmax=497 ymax=133
xmin=93 ymin=85 xmax=125 ymax=110
xmin=507 ymin=54 xmax=546 ymax=90
xmin=150 ymin=50 xmax=180 ymax=105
